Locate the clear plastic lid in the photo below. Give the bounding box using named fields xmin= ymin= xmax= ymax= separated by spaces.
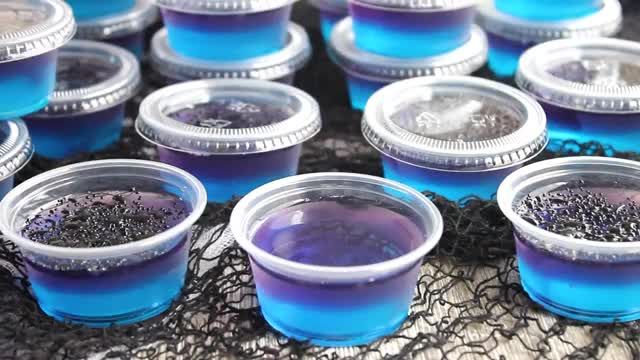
xmin=362 ymin=76 xmax=548 ymax=171
xmin=152 ymin=0 xmax=297 ymax=14
xmin=0 ymin=119 xmax=33 ymax=181
xmin=517 ymin=38 xmax=640 ymax=114
xmin=0 ymin=0 xmax=75 ymax=63
xmin=349 ymin=0 xmax=475 ymax=11
xmin=136 ymin=79 xmax=321 ymax=155
xmin=29 ymin=40 xmax=141 ymax=117
xmin=150 ymin=23 xmax=311 ymax=83
xmin=75 ymin=0 xmax=158 ymax=40
xmin=329 ymin=18 xmax=487 ymax=82
xmin=476 ymin=0 xmax=621 ymax=44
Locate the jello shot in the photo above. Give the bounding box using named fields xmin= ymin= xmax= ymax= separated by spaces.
xmin=330 ymin=18 xmax=488 ymax=110
xmin=476 ymin=0 xmax=621 ymax=78
xmin=0 ymin=159 xmax=207 ymax=326
xmin=137 ymin=79 xmax=321 ymax=203
xmin=75 ymin=0 xmax=159 ymax=60
xmin=517 ymin=38 xmax=640 ymax=152
xmin=150 ymin=23 xmax=311 ymax=85
xmin=349 ymin=0 xmax=476 ymax=58
xmin=308 ymin=0 xmax=348 ymax=42
xmin=498 ymin=157 xmax=640 ymax=323
xmin=66 ymin=0 xmax=136 ymax=21
xmin=362 ymin=76 xmax=548 ymax=202
xmin=0 ymin=0 xmax=75 ymax=120
xmin=495 ymin=0 xmax=603 ymax=20
xmin=153 ymin=0 xmax=297 ymax=61
xmin=0 ymin=119 xmax=34 ymax=199
xmin=24 ymin=40 xmax=141 ymax=159
xmin=231 ymin=172 xmax=443 ymax=345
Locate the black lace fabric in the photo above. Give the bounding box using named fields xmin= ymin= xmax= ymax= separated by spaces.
xmin=2 ymin=1 xmax=640 ymax=358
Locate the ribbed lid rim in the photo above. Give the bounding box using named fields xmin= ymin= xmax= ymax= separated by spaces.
xmin=136 ymin=79 xmax=321 ymax=155
xmin=517 ymin=37 xmax=640 ymax=114
xmin=0 ymin=119 xmax=33 ymax=180
xmin=75 ymin=0 xmax=159 ymax=39
xmin=150 ymin=23 xmax=312 ymax=82
xmin=362 ymin=76 xmax=548 ymax=171
xmin=349 ymin=0 xmax=476 ymax=10
xmin=329 ymin=18 xmax=488 ymax=81
xmin=152 ymin=0 xmax=298 ymax=14
xmin=0 ymin=0 xmax=76 ymax=63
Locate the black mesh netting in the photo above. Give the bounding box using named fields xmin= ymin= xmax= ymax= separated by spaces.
xmin=3 ymin=2 xmax=640 ymax=359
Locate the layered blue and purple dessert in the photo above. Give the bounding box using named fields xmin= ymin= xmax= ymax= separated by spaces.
xmin=0 ymin=160 xmax=207 ymax=326
xmin=137 ymin=79 xmax=321 ymax=203
xmin=0 ymin=0 xmax=75 ymax=120
xmin=517 ymin=38 xmax=640 ymax=152
xmin=231 ymin=173 xmax=443 ymax=345
xmin=65 ymin=0 xmax=136 ymax=21
xmin=308 ymin=0 xmax=348 ymax=42
xmin=75 ymin=0 xmax=159 ymax=60
xmin=363 ymin=76 xmax=547 ymax=202
xmin=498 ymin=157 xmax=640 ymax=323
xmin=153 ymin=0 xmax=297 ymax=61
xmin=0 ymin=120 xmax=33 ymax=200
xmin=495 ymin=0 xmax=602 ymax=20
xmin=150 ymin=23 xmax=312 ymax=85
xmin=329 ymin=18 xmax=487 ymax=110
xmin=24 ymin=41 xmax=141 ymax=159
xmin=476 ymin=0 xmax=621 ymax=78
xmin=350 ymin=0 xmax=476 ymax=58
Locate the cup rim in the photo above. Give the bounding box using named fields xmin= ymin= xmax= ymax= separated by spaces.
xmin=0 ymin=159 xmax=207 ymax=259
xmin=230 ymin=172 xmax=444 ymax=281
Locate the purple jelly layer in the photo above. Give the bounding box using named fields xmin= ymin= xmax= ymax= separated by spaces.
xmin=349 ymin=2 xmax=474 ymax=30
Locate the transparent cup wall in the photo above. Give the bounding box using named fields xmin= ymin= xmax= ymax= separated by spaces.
xmin=495 ymin=0 xmax=603 ymax=20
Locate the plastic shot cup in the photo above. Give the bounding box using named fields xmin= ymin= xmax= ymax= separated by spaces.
xmin=0 ymin=0 xmax=75 ymax=120
xmin=150 ymin=23 xmax=311 ymax=85
xmin=230 ymin=172 xmax=444 ymax=346
xmin=498 ymin=157 xmax=640 ymax=323
xmin=517 ymin=38 xmax=640 ymax=153
xmin=495 ymin=0 xmax=603 ymax=20
xmin=65 ymin=0 xmax=136 ymax=21
xmin=0 ymin=120 xmax=34 ymax=199
xmin=308 ymin=0 xmax=348 ymax=42
xmin=349 ymin=0 xmax=476 ymax=58
xmin=75 ymin=0 xmax=159 ymax=60
xmin=476 ymin=0 xmax=622 ymax=78
xmin=362 ymin=76 xmax=548 ymax=202
xmin=23 ymin=41 xmax=141 ymax=159
xmin=0 ymin=159 xmax=207 ymax=326
xmin=136 ymin=79 xmax=321 ymax=203
xmin=329 ymin=18 xmax=487 ymax=111
xmin=153 ymin=0 xmax=297 ymax=61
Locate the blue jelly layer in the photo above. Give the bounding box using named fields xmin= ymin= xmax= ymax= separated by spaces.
xmin=26 ymin=236 xmax=189 ymax=326
xmin=0 ymin=175 xmax=14 ymax=200
xmin=161 ymin=7 xmax=291 ymax=61
xmin=157 ymin=145 xmax=301 ymax=203
xmin=319 ymin=9 xmax=347 ymax=42
xmin=486 ymin=33 xmax=531 ymax=78
xmin=24 ymin=105 xmax=125 ymax=159
xmin=382 ymin=155 xmax=518 ymax=202
xmin=108 ymin=32 xmax=145 ymax=60
xmin=516 ymin=234 xmax=640 ymax=322
xmin=66 ymin=0 xmax=136 ymax=21
xmin=0 ymin=52 xmax=57 ymax=121
xmin=495 ymin=0 xmax=601 ymax=20
xmin=350 ymin=2 xmax=474 ymax=58
xmin=346 ymin=75 xmax=388 ymax=110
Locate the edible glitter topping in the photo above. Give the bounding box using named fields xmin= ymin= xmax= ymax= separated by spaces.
xmin=517 ymin=180 xmax=640 ymax=243
xmin=548 ymin=59 xmax=640 ymax=87
xmin=22 ymin=189 xmax=188 ymax=248
xmin=0 ymin=5 xmax=45 ymax=33
xmin=167 ymin=98 xmax=295 ymax=129
xmin=55 ymin=55 xmax=119 ymax=91
xmin=390 ymin=94 xmax=523 ymax=142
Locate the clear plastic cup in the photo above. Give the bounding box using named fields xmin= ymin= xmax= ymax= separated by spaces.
xmin=230 ymin=172 xmax=443 ymax=346
xmin=75 ymin=0 xmax=159 ymax=60
xmin=150 ymin=23 xmax=312 ymax=85
xmin=495 ymin=0 xmax=603 ymax=20
xmin=0 ymin=119 xmax=34 ymax=199
xmin=349 ymin=0 xmax=476 ymax=58
xmin=65 ymin=0 xmax=136 ymax=21
xmin=0 ymin=159 xmax=207 ymax=326
xmin=136 ymin=79 xmax=321 ymax=203
xmin=498 ymin=157 xmax=640 ymax=323
xmin=362 ymin=76 xmax=548 ymax=202
xmin=23 ymin=40 xmax=141 ymax=159
xmin=329 ymin=18 xmax=487 ymax=110
xmin=308 ymin=0 xmax=348 ymax=42
xmin=517 ymin=37 xmax=640 ymax=152
xmin=153 ymin=0 xmax=297 ymax=61
xmin=476 ymin=0 xmax=621 ymax=78
xmin=0 ymin=0 xmax=75 ymax=120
